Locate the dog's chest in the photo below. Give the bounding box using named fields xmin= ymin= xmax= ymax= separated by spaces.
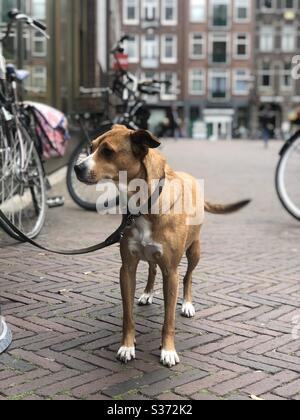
xmin=128 ymin=217 xmax=163 ymax=262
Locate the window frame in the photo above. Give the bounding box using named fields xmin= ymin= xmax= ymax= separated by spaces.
xmin=161 ymin=0 xmax=178 ymax=25
xmin=260 ymin=25 xmax=274 ymax=52
xmin=189 ymin=68 xmax=206 ymax=96
xmin=233 ymin=32 xmax=250 ymax=60
xmin=211 ymin=0 xmax=231 ymax=28
xmin=161 ymin=34 xmax=177 ymax=64
xmin=210 ymin=33 xmax=231 ymax=65
xmin=124 ymin=34 xmax=140 ymax=63
xmin=209 ymin=69 xmax=231 ymax=101
xmin=280 ymin=62 xmax=293 ymax=91
xmin=141 ymin=0 xmax=160 ymax=22
xmin=234 ymin=0 xmax=251 ymax=23
xmin=160 ymin=71 xmax=178 ymax=100
xmin=281 ymin=25 xmax=296 ymax=52
xmin=190 ymin=32 xmax=206 ymax=59
xmin=123 ymin=0 xmax=140 ymax=25
xmin=190 ymin=0 xmax=206 ymax=23
xmin=233 ymin=68 xmax=251 ymax=95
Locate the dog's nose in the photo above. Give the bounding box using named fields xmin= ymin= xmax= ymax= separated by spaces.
xmin=74 ymin=163 xmax=84 ymax=177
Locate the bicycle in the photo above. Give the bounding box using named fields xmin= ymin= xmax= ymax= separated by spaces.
xmin=275 ymin=129 xmax=300 ymax=221
xmin=67 ymin=35 xmax=171 ymax=212
xmin=0 ymin=9 xmax=49 ymax=238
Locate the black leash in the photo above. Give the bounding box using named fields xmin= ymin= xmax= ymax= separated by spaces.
xmin=0 ymin=177 xmax=165 ymax=256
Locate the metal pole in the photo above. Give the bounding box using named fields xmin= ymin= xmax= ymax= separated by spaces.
xmin=16 ymin=0 xmax=24 ymax=69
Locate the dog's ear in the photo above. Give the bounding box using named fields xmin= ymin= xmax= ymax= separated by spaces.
xmin=131 ymin=130 xmax=161 ymax=158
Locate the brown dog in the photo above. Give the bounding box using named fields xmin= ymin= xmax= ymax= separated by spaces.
xmin=75 ymin=125 xmax=250 ymax=368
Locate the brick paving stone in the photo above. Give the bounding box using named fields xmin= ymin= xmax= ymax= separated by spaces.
xmin=10 ymin=349 xmax=62 ymax=372
xmin=210 ymin=372 xmax=268 ymax=396
xmin=175 ymin=371 xmax=239 ymax=396
xmin=3 ymin=369 xmax=77 ymax=397
xmin=139 ymin=370 xmax=208 ymax=398
xmin=273 ymin=379 xmax=300 ymax=398
xmin=243 ymin=371 xmax=299 ymax=396
xmin=72 ymin=370 xmax=141 ymax=398
xmin=1 ymin=141 xmax=300 ymax=400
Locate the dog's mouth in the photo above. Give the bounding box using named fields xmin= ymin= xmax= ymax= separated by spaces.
xmin=75 ymin=173 xmax=98 ymax=186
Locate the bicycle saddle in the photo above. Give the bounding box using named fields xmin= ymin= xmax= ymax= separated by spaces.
xmin=6 ymin=63 xmax=30 ymax=81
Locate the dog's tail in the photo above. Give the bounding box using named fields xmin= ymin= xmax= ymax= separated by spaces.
xmin=204 ymin=200 xmax=251 ymax=215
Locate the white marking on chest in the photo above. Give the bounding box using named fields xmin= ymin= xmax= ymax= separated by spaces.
xmin=128 ymin=217 xmax=163 ymax=262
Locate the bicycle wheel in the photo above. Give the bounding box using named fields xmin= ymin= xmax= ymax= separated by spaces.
xmin=67 ymin=123 xmax=113 ymax=211
xmin=276 ymin=135 xmax=300 ymax=221
xmin=0 ymin=123 xmax=46 ymax=238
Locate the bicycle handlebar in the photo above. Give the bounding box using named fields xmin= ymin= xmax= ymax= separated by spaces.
xmin=0 ymin=9 xmax=49 ymax=43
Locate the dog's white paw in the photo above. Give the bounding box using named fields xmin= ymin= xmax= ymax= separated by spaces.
xmin=160 ymin=350 xmax=180 ymax=368
xmin=138 ymin=293 xmax=153 ymax=306
xmin=117 ymin=346 xmax=136 ymax=363
xmin=181 ymin=301 xmax=196 ymax=318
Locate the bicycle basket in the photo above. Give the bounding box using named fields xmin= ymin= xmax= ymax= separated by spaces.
xmin=25 ymin=101 xmax=70 ymax=160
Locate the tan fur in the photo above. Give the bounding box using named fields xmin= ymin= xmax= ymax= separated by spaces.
xmin=79 ymin=125 xmax=250 ymax=367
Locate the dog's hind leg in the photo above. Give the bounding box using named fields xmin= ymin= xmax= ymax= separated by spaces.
xmin=138 ymin=263 xmax=157 ymax=306
xmin=181 ymin=241 xmax=200 ymax=318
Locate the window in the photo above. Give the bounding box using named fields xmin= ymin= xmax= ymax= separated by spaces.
xmin=284 ymin=0 xmax=294 ymax=8
xmin=189 ymin=69 xmax=205 ymax=95
xmin=234 ymin=0 xmax=250 ymax=22
xmin=124 ymin=35 xmax=139 ymax=63
xmin=32 ymin=0 xmax=46 ymax=20
xmin=234 ymin=33 xmax=249 ymax=59
xmin=190 ymin=33 xmax=205 ymax=59
xmin=123 ymin=0 xmax=139 ymax=24
xmin=281 ymin=62 xmax=292 ymax=90
xmin=161 ymin=72 xmax=177 ymax=100
xmin=212 ymin=0 xmax=230 ymax=27
xmin=282 ymin=26 xmax=296 ymax=52
xmin=142 ymin=0 xmax=159 ymax=21
xmin=0 ymin=0 xmax=17 ymax=23
xmin=162 ymin=0 xmax=178 ymax=25
xmin=233 ymin=69 xmax=250 ymax=95
xmin=211 ymin=34 xmax=229 ymax=63
xmin=260 ymin=26 xmax=274 ymax=52
xmin=142 ymin=34 xmax=159 ymax=67
xmin=210 ymin=70 xmax=229 ymax=99
xmin=32 ymin=30 xmax=47 ymax=57
xmin=260 ymin=62 xmax=272 ymax=88
xmin=161 ymin=34 xmax=177 ymax=63
xmin=190 ymin=0 xmax=206 ymax=22
xmin=261 ymin=0 xmax=274 ymax=10
xmin=31 ymin=66 xmax=47 ymax=93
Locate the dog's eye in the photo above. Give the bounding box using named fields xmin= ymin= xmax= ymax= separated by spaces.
xmin=101 ymin=147 xmax=115 ymax=159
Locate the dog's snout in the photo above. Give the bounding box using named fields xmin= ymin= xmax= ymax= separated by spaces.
xmin=74 ymin=163 xmax=84 ymax=177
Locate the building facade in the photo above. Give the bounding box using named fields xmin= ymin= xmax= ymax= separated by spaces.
xmin=0 ymin=0 xmax=108 ymax=112
xmin=255 ymin=0 xmax=300 ymax=138
xmin=114 ymin=0 xmax=255 ymax=139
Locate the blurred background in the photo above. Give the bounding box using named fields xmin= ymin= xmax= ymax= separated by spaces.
xmin=1 ymin=0 xmax=300 ymax=141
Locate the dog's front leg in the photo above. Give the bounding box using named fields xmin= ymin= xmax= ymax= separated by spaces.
xmin=161 ymin=268 xmax=180 ymax=368
xmin=117 ymin=256 xmax=139 ymax=364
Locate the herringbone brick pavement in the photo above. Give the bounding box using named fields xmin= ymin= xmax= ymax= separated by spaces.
xmin=0 ymin=140 xmax=299 ymax=400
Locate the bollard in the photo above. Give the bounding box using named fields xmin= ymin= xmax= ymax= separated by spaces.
xmin=0 ymin=310 xmax=12 ymax=354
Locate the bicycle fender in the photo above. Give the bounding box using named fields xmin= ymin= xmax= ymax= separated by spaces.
xmin=279 ymin=131 xmax=300 ymax=156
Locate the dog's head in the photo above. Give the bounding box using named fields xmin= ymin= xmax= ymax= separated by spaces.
xmin=74 ymin=125 xmax=161 ymax=185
